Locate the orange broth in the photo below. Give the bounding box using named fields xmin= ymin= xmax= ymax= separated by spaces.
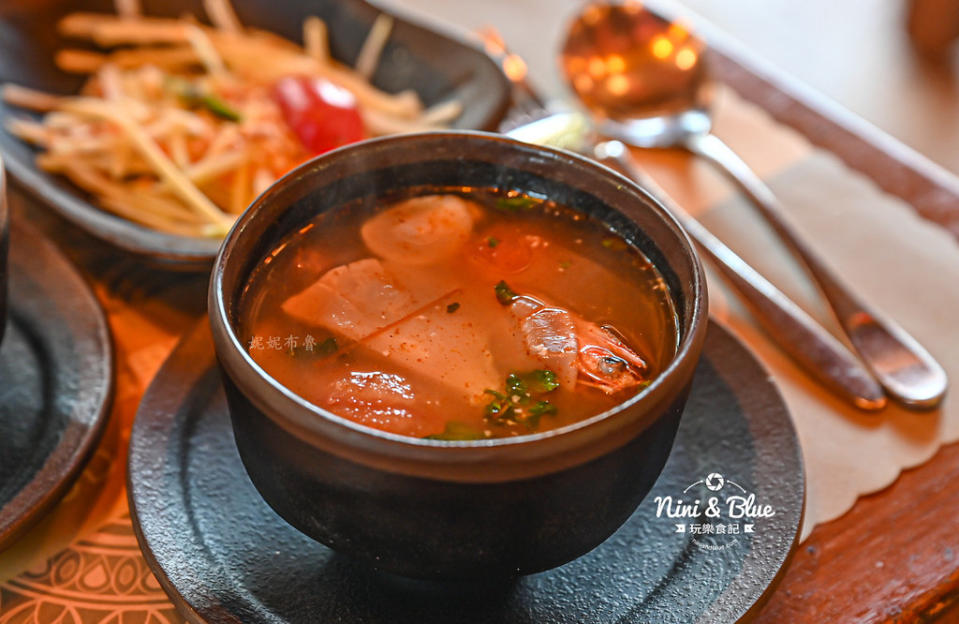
xmin=241 ymin=189 xmax=678 ymax=440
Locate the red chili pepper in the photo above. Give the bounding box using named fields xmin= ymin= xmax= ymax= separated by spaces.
xmin=271 ymin=76 xmax=365 ymax=155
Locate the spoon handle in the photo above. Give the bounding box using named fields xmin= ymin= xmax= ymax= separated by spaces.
xmin=685 ymin=132 xmax=947 ymax=408
xmin=594 ymin=140 xmax=887 ymax=411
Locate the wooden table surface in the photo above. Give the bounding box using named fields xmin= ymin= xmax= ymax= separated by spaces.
xmin=385 ymin=0 xmax=959 ymax=621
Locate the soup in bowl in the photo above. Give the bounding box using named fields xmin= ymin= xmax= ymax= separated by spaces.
xmin=243 ymin=189 xmax=679 ymax=440
xmin=209 ymin=132 xmax=707 ymax=579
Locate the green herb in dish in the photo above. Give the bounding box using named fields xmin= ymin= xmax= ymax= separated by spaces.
xmin=483 ymin=389 xmax=512 ymax=420
xmin=165 ymin=77 xmax=242 ymax=122
xmin=525 ymin=369 xmax=559 ymax=392
xmin=494 ymin=280 xmax=519 ymax=305
xmin=424 ymin=421 xmax=485 ymax=441
xmin=495 ymin=196 xmax=541 ymax=213
xmin=315 ymin=337 xmax=338 ymax=356
xmin=601 ymin=237 xmax=628 ymax=251
xmin=482 ymin=369 xmax=560 ymax=430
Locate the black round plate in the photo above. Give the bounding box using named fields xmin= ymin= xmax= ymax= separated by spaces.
xmin=0 ymin=220 xmax=114 ymax=549
xmin=128 ymin=321 xmax=803 ymax=624
xmin=0 ymin=0 xmax=509 ymax=270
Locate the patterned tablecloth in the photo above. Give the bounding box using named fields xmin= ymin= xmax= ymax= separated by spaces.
xmin=0 ymin=515 xmax=180 ymax=623
xmin=0 ymin=190 xmax=200 ymax=622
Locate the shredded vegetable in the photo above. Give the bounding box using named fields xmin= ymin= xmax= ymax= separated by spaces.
xmin=1 ymin=0 xmax=463 ymax=237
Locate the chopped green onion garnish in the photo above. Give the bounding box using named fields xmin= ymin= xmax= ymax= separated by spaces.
xmin=506 ymin=373 xmax=527 ymax=397
xmin=424 ymin=421 xmax=484 ymax=441
xmin=601 ymin=237 xmax=628 ymax=251
xmin=529 ymin=400 xmax=557 ymax=417
xmin=316 ymin=337 xmax=338 ymax=356
xmin=494 ymin=280 xmax=518 ymax=305
xmin=525 ymin=369 xmax=559 ymax=393
xmin=495 ymin=196 xmax=540 ymax=213
xmin=482 ymin=369 xmax=561 ymax=430
xmin=483 ymin=389 xmax=511 ymax=420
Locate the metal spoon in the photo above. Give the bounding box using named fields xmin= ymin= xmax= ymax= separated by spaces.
xmin=509 ymin=112 xmax=885 ymax=410
xmin=560 ymin=2 xmax=947 ymax=408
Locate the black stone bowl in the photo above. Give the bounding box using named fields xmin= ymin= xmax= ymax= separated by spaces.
xmin=0 ymin=154 xmax=7 ymax=347
xmin=208 ymin=132 xmax=708 ymax=580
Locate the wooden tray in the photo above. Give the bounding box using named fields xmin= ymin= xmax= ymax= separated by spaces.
xmin=682 ymin=7 xmax=959 ymax=621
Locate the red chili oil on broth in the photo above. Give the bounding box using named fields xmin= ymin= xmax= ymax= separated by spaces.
xmin=241 ymin=189 xmax=679 ymax=440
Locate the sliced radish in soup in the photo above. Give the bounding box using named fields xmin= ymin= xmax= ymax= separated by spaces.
xmin=281 ymin=257 xmax=500 ymax=404
xmin=361 ymin=195 xmax=477 ymax=265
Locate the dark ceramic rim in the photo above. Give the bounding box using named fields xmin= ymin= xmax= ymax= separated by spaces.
xmin=210 ymin=131 xmax=707 ymax=457
xmin=0 ymin=219 xmax=115 ymax=549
